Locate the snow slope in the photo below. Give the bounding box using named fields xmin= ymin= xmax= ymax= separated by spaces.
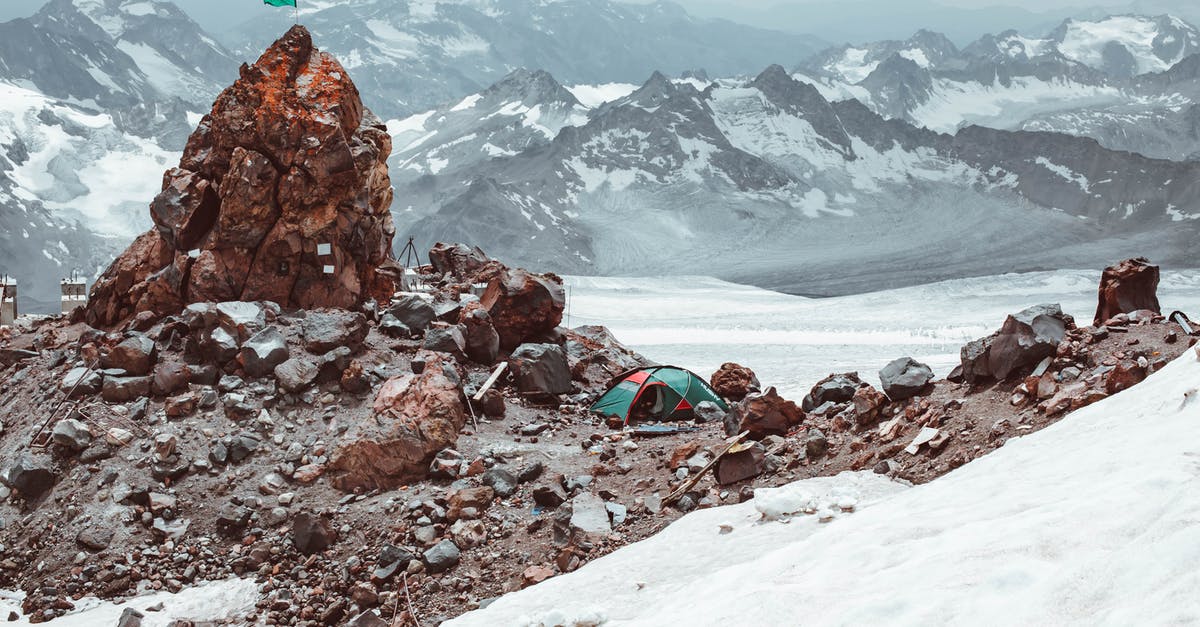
xmin=564 ymin=270 xmax=1200 ymax=398
xmin=447 ymin=344 xmax=1200 ymax=627
xmin=0 ymin=578 xmax=258 ymax=626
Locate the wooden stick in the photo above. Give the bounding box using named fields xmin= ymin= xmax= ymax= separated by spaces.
xmin=402 ymin=572 xmax=420 ymax=626
xmin=473 ymin=362 xmax=508 ymax=402
xmin=664 ymin=431 xmax=749 ymax=505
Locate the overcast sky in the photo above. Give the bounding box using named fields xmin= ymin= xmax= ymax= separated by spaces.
xmin=0 ymin=0 xmax=1170 ymax=44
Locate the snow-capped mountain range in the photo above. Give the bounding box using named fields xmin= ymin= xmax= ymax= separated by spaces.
xmin=2 ymin=0 xmax=1200 ymax=308
xmin=226 ymin=0 xmax=827 ymax=120
xmin=794 ymin=14 xmax=1200 ymax=160
xmin=392 ymin=64 xmax=1200 ymax=294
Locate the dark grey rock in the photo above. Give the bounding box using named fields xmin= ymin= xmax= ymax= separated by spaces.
xmin=51 ymin=418 xmax=92 ymax=452
xmin=802 ymin=373 xmax=862 ymax=411
xmin=508 ymin=343 xmax=572 ymax=396
xmin=240 ymin=327 xmax=290 ymax=378
xmin=293 ymin=512 xmax=334 ymax=554
xmin=101 ymin=376 xmax=152 ymax=403
xmin=387 ymin=295 xmax=437 ymax=334
xmin=879 ymin=357 xmax=934 ymax=401
xmin=303 ymin=310 xmax=368 ymax=354
xmin=1 ymin=455 xmax=55 ymax=499
xmin=481 ymin=468 xmax=518 ymax=498
xmin=101 ymin=333 xmax=156 ymax=376
xmin=422 ymin=539 xmax=461 ymax=573
xmin=274 ymin=357 xmax=319 ymax=393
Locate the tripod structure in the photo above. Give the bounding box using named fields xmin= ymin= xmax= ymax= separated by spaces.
xmin=398 ymin=236 xmax=423 ymax=269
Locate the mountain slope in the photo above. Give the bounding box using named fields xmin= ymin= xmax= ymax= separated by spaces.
xmin=225 ymin=0 xmax=826 ymax=119
xmin=395 ymin=65 xmax=1200 ymax=295
xmin=446 ymin=350 xmax=1200 ymax=626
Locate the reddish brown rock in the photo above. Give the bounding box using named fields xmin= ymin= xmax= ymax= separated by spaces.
xmin=429 ymin=243 xmax=491 ymax=282
xmin=1104 ymin=362 xmax=1147 ymax=394
xmin=480 ymin=267 xmax=565 ymax=350
xmin=724 ymin=386 xmax=804 ymax=439
xmin=327 ymin=354 xmax=466 ymax=491
xmin=709 ymin=363 xmax=760 ymax=402
xmin=1094 ymin=258 xmax=1160 ymax=327
xmin=851 ymin=385 xmax=888 ymax=428
xmin=85 ymin=25 xmax=395 ymax=328
xmin=458 ymin=301 xmax=501 ymax=365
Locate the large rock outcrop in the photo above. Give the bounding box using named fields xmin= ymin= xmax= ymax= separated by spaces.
xmin=480 ymin=267 xmax=565 ymax=350
xmin=327 ymin=353 xmax=466 ymax=491
xmin=1094 ymin=257 xmax=1161 ymax=325
xmin=86 ymin=25 xmax=395 ymax=327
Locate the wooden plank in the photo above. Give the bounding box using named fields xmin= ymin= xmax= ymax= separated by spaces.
xmin=472 ymin=362 xmax=508 ymax=401
xmin=664 ymin=431 xmax=749 ymax=506
xmin=1173 ymin=312 xmax=1194 ymax=335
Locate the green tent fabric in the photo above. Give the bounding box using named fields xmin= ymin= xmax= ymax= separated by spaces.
xmin=590 ymin=366 xmax=729 ymax=426
xmin=263 ymin=0 xmax=297 ymax=7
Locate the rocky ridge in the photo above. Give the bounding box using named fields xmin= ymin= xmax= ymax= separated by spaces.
xmin=0 ymin=249 xmax=1190 ymax=624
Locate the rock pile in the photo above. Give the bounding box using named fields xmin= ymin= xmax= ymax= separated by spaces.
xmin=85 ymin=25 xmax=395 ymax=328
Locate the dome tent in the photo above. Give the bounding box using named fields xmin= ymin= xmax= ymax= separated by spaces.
xmin=590 ymin=366 xmax=729 ymax=427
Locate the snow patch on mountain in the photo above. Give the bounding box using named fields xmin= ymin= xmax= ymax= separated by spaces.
xmin=0 ymin=81 xmax=173 ymax=237
xmin=908 ymin=77 xmax=1124 ymax=132
xmin=1058 ymin=15 xmax=1197 ymax=74
xmin=567 ymin=83 xmax=640 ymax=108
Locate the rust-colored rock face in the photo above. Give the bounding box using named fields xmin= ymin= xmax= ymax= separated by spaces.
xmin=1094 ymin=257 xmax=1160 ymax=326
xmin=327 ymin=352 xmax=466 ymax=491
xmin=709 ymin=362 xmax=760 ymax=402
xmin=86 ymin=25 xmax=395 ymax=327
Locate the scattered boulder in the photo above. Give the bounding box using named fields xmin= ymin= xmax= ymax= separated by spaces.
xmin=429 ymin=242 xmax=490 ymax=281
xmin=51 ymin=419 xmax=92 ymax=452
xmin=724 ymin=386 xmax=804 ymax=439
xmin=1 ymin=455 xmax=55 ymax=499
xmin=568 ymin=493 xmax=612 ymax=545
xmin=481 ymin=268 xmax=565 ymax=349
xmin=76 ymin=527 xmax=114 ymax=552
xmin=459 ymin=302 xmax=501 ymax=364
xmin=215 ymin=302 xmax=267 ymax=342
xmin=240 ymin=327 xmax=290 ymax=378
xmin=197 ymin=326 xmax=240 ymax=364
xmin=102 ymin=376 xmax=152 ymax=403
xmin=101 ymin=333 xmax=157 ymax=375
xmin=709 ymin=363 xmax=759 ymax=402
xmin=387 ymin=295 xmax=436 ymax=335
xmin=509 ymin=343 xmax=572 ymax=396
xmin=423 ymin=539 xmax=461 ymax=573
xmin=1095 ymin=257 xmax=1160 ymax=326
xmin=878 ymin=357 xmax=933 ymax=401
xmin=293 ymin=512 xmax=334 ymax=554
xmin=715 ymin=441 xmax=766 ymax=484
xmin=482 ymin=468 xmax=518 ymax=498
xmin=447 ymin=486 xmax=494 ymax=521
xmin=329 ymin=354 xmax=466 ymax=490
xmin=61 ymin=367 xmax=102 ymax=398
xmin=274 ymin=357 xmax=320 ymax=393
xmin=801 ymin=373 xmax=862 ymax=411
xmin=693 ymin=401 xmax=727 ymax=424
xmin=303 ymin=310 xmax=368 ymax=354
xmin=422 ymin=325 xmax=468 ymax=359
xmin=960 ymin=304 xmax=1070 ymax=382
xmin=151 ymin=359 xmax=191 ymax=396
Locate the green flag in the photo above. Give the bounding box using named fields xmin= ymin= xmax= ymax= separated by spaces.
xmin=263 ymin=0 xmax=297 ymax=7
